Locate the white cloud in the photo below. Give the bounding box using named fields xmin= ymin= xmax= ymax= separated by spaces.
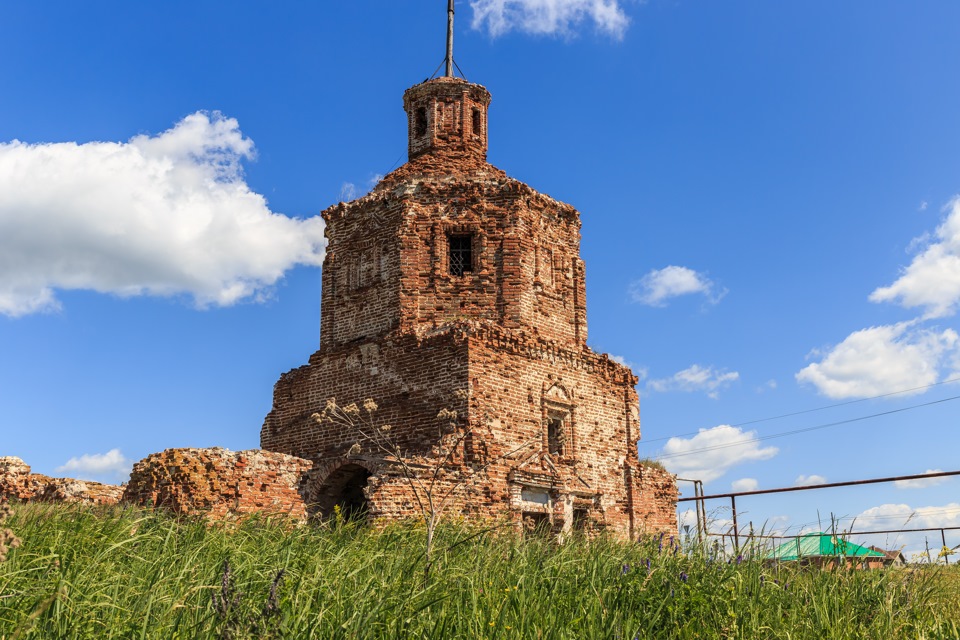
xmin=339 ymin=182 xmax=358 ymax=201
xmin=56 ymin=448 xmax=132 ymax=482
xmin=795 ymin=322 xmax=958 ymax=399
xmin=338 ymin=174 xmax=383 ymax=203
xmin=678 ymin=508 xmax=733 ymax=538
xmin=470 ymin=0 xmax=630 ymax=39
xmin=870 ymin=197 xmax=960 ymax=319
xmin=659 ymin=425 xmax=778 ymax=484
xmin=851 ymin=502 xmax=960 ymax=560
xmin=628 ymin=265 xmax=726 ymax=307
xmin=0 ymin=112 xmax=327 ymax=317
xmin=755 ymin=379 xmax=777 ymax=393
xmin=895 ymin=470 xmax=948 ymax=489
xmin=855 ymin=502 xmax=960 ymax=530
xmin=648 ymin=364 xmax=739 ymax=399
xmin=732 ymin=477 xmax=758 ymax=492
xmin=794 ymin=474 xmax=827 ymax=487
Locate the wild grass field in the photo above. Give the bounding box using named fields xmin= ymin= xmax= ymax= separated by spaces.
xmin=1 ymin=503 xmax=958 ymax=639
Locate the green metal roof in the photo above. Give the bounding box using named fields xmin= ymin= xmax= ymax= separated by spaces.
xmin=764 ymin=532 xmax=887 ymax=561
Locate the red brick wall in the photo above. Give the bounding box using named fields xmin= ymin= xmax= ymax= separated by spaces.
xmin=123 ymin=448 xmax=313 ymax=520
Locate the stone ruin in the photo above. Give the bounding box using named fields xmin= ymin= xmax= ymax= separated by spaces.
xmin=2 ymin=73 xmax=679 ymax=537
xmin=259 ymin=74 xmax=678 ymax=537
xmin=0 ymin=457 xmax=123 ymax=507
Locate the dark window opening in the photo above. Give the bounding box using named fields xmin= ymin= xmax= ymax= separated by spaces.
xmin=573 ymin=508 xmax=589 ymax=531
xmin=448 ymin=234 xmax=473 ymax=277
xmin=415 ymin=107 xmax=427 ymax=137
xmin=523 ymin=512 xmax=550 ymax=537
xmin=472 ymin=108 xmax=481 ymax=135
xmin=547 ymin=417 xmax=565 ymax=456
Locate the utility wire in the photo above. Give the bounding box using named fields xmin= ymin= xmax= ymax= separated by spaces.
xmin=653 ymin=393 xmax=960 ymax=461
xmin=642 ymin=376 xmax=960 ymax=445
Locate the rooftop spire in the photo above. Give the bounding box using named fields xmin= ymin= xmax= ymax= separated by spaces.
xmin=445 ymin=0 xmax=454 ymax=77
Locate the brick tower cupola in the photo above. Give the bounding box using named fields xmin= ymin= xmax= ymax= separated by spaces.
xmin=403 ymin=77 xmax=491 ymax=162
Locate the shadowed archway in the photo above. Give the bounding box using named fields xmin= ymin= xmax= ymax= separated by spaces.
xmin=311 ymin=464 xmax=372 ymax=521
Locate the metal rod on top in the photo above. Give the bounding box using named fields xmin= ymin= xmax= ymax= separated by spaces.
xmin=445 ymin=0 xmax=455 ymax=77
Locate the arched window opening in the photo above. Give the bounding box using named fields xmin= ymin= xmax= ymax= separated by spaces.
xmin=312 ymin=464 xmax=372 ymax=522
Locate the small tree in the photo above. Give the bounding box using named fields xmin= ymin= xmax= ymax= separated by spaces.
xmin=312 ymin=395 xmax=537 ymax=581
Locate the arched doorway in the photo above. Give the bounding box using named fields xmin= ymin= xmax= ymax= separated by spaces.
xmin=312 ymin=464 xmax=372 ymax=521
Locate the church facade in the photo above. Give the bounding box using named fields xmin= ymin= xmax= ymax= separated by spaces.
xmin=260 ymin=75 xmax=677 ymax=538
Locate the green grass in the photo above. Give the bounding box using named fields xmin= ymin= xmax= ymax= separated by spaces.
xmin=1 ymin=503 xmax=958 ymax=639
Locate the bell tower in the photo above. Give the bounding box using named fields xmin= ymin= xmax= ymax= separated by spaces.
xmin=403 ymin=78 xmax=490 ymax=162
xmin=402 ymin=0 xmax=490 ymax=162
xmin=261 ymin=0 xmax=679 ymax=539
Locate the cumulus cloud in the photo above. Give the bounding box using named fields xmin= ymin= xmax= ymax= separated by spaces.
xmin=56 ymin=448 xmax=132 ymax=482
xmin=855 ymin=502 xmax=960 ymax=530
xmin=870 ymin=197 xmax=960 ymax=319
xmin=0 ymin=112 xmax=326 ymax=317
xmin=794 ymin=474 xmax=827 ymax=487
xmin=852 ymin=502 xmax=960 ymax=559
xmin=470 ymin=0 xmax=630 ymax=39
xmin=732 ymin=478 xmax=758 ymax=492
xmin=659 ymin=425 xmax=778 ymax=484
xmin=629 ymin=265 xmax=726 ymax=307
xmin=895 ymin=470 xmax=948 ymax=489
xmin=648 ymin=364 xmax=739 ymax=399
xmin=850 ymin=502 xmax=960 ymax=564
xmin=796 ymin=322 xmax=958 ymax=399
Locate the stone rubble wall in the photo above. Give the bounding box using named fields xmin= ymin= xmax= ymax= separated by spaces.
xmin=0 ymin=456 xmax=123 ymax=505
xmin=122 ymin=448 xmax=314 ymax=520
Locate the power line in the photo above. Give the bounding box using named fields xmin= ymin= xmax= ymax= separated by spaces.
xmin=642 ymin=376 xmax=960 ymax=445
xmin=654 ymin=394 xmax=960 ymax=461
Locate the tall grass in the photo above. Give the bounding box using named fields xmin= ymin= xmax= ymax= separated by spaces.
xmin=0 ymin=503 xmax=957 ymax=639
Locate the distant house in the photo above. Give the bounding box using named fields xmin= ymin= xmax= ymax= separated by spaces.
xmin=764 ymin=532 xmax=889 ymax=568
xmin=868 ymin=545 xmax=907 ymax=567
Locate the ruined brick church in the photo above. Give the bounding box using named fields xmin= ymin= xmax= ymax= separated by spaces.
xmin=259 ymin=56 xmax=677 ymax=537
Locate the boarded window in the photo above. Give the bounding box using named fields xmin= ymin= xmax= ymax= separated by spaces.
xmin=472 ymin=107 xmax=481 ymax=135
xmin=448 ymin=234 xmax=473 ymax=277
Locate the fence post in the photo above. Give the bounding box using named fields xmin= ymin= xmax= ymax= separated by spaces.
xmin=731 ymin=495 xmax=739 ymax=555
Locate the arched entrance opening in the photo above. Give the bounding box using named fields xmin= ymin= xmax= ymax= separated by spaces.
xmin=312 ymin=464 xmax=372 ymax=521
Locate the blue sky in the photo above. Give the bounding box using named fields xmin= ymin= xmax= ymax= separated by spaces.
xmin=2 ymin=1 xmax=959 ymax=556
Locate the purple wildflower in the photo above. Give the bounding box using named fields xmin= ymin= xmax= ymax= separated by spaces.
xmin=622 ymin=564 xmax=630 ymax=575
xmin=679 ymin=571 xmax=688 ymax=583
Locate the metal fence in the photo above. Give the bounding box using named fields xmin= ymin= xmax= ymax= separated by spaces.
xmin=677 ymin=470 xmax=960 ymax=564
